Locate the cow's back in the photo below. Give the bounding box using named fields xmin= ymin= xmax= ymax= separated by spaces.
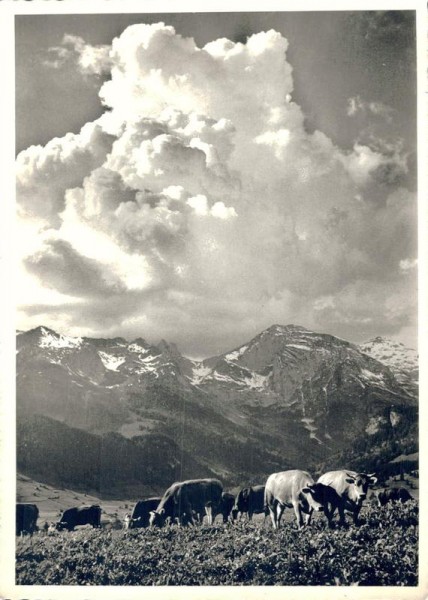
xmin=249 ymin=486 xmax=265 ymax=511
xmin=60 ymin=505 xmax=100 ymax=528
xmin=318 ymin=470 xmax=354 ymax=496
xmin=158 ymin=478 xmax=223 ymax=517
xmin=266 ymin=470 xmax=313 ymax=504
xmin=61 ymin=507 xmax=77 ymax=524
xmin=179 ymin=479 xmax=223 ymax=511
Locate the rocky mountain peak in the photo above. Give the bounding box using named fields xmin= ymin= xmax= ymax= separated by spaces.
xmin=359 ymin=336 xmax=418 ymax=381
xmin=16 ymin=323 xmax=418 ymax=490
xmin=157 ymin=339 xmax=182 ymax=359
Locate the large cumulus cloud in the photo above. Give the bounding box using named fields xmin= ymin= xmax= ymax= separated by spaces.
xmin=16 ymin=23 xmax=417 ymax=356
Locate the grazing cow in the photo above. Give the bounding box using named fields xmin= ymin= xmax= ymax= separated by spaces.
xmin=16 ymin=503 xmax=39 ymax=536
xmin=125 ymin=497 xmax=162 ymax=529
xmin=265 ymin=470 xmax=327 ymax=530
xmin=56 ymin=505 xmax=101 ymax=531
xmin=149 ymin=478 xmax=223 ymax=527
xmin=317 ymin=470 xmax=377 ymax=526
xmin=376 ymin=487 xmax=413 ymax=507
xmin=215 ymin=492 xmax=235 ymax=523
xmin=232 ymin=485 xmax=267 ymax=520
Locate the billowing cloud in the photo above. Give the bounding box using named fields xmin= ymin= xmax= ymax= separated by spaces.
xmin=347 ymin=95 xmax=394 ymax=122
xmin=24 ymin=238 xmax=126 ymax=297
xmin=16 ymin=121 xmax=115 ymax=224
xmin=16 ymin=23 xmax=417 ymax=356
xmin=45 ymin=34 xmax=112 ymax=75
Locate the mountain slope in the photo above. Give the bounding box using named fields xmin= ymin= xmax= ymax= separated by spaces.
xmin=16 ymin=324 xmax=418 ymax=494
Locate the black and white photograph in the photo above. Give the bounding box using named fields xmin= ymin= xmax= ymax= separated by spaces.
xmin=0 ymin=1 xmax=426 ymax=597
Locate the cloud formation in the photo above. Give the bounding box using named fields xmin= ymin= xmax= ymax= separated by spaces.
xmin=347 ymin=95 xmax=394 ymax=122
xmin=45 ymin=34 xmax=112 ymax=75
xmin=16 ymin=23 xmax=417 ymax=356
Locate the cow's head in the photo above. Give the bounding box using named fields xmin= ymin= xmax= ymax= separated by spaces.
xmin=300 ymin=483 xmax=325 ymax=512
xmin=346 ymin=473 xmax=377 ymax=505
xmin=232 ymin=488 xmax=249 ymax=517
xmin=149 ymin=509 xmax=166 ymax=528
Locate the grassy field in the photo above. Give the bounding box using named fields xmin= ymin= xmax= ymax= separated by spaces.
xmin=16 ymin=500 xmax=418 ymax=586
xmin=17 ymin=474 xmax=130 ymax=527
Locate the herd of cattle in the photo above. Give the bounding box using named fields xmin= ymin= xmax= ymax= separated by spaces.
xmin=16 ymin=469 xmax=414 ymax=536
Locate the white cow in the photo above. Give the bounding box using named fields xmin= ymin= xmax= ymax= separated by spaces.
xmin=317 ymin=470 xmax=377 ymax=526
xmin=264 ymin=470 xmax=327 ymax=530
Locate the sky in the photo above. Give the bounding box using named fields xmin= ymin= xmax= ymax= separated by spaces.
xmin=15 ymin=11 xmax=418 ymax=358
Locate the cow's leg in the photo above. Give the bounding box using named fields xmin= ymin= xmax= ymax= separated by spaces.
xmin=276 ymin=503 xmax=286 ymax=527
xmin=205 ymin=505 xmax=213 ymax=525
xmin=180 ymin=499 xmax=194 ymax=526
xmin=304 ymin=508 xmax=313 ymax=526
xmin=268 ymin=501 xmax=278 ymax=530
xmin=292 ymin=503 xmax=304 ymax=529
xmin=323 ymin=502 xmax=335 ymax=529
xmin=248 ymin=509 xmax=253 ymax=521
xmin=353 ymin=506 xmax=362 ymax=526
xmin=337 ymin=503 xmax=346 ymax=527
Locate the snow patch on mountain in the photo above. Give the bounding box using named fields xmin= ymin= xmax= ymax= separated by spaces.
xmin=210 ymin=371 xmax=245 ymax=385
xmin=243 ymin=372 xmax=269 ymax=389
xmin=360 ymin=337 xmax=418 ymax=374
xmin=225 ymin=345 xmax=248 ymax=361
xmin=286 ymin=343 xmax=311 ymax=351
xmin=98 ymin=352 xmax=126 ymax=372
xmin=39 ymin=328 xmax=83 ymax=349
xmin=189 ymin=363 xmax=212 ymax=385
xmin=128 ymin=343 xmax=150 ymax=354
xmin=133 ymin=353 xmax=162 ymax=376
xmin=360 ymin=368 xmax=385 ymax=383
xmin=301 ymin=418 xmax=323 ymax=444
xmin=365 ymin=416 xmax=387 ymax=435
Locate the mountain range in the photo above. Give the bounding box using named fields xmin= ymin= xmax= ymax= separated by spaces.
xmin=16 ymin=324 xmax=418 ymax=498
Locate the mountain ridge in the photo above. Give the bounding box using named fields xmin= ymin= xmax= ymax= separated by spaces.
xmin=16 ymin=323 xmax=418 ymax=496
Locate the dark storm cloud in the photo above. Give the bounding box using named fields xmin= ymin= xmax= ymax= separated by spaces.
xmin=24 ymin=239 xmax=126 ymax=297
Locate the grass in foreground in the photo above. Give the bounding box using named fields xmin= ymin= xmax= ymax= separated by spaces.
xmin=16 ymin=501 xmax=418 ymax=586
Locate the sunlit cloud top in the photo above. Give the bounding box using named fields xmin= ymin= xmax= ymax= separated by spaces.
xmin=16 ymin=20 xmax=417 ymax=357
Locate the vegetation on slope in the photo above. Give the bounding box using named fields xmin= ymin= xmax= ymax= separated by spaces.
xmin=16 ymin=501 xmax=418 ymax=586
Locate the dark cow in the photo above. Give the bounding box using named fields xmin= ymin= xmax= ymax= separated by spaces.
xmin=215 ymin=492 xmax=235 ymax=523
xmin=125 ymin=497 xmax=162 ymax=529
xmin=232 ymin=485 xmax=267 ymax=520
xmin=149 ymin=478 xmax=223 ymax=527
xmin=317 ymin=470 xmax=377 ymax=526
xmin=16 ymin=503 xmax=39 ymax=536
xmin=265 ymin=470 xmax=327 ymax=529
xmin=56 ymin=505 xmax=101 ymax=531
xmin=376 ymin=487 xmax=413 ymax=507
